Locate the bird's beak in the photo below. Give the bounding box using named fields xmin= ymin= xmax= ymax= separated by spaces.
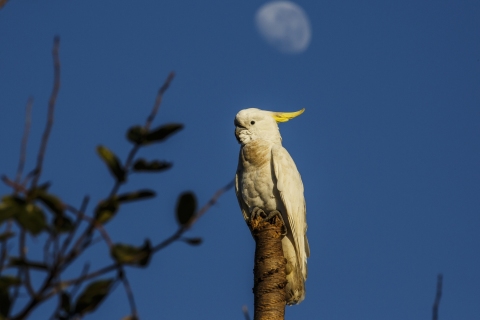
xmin=235 ymin=126 xmax=246 ymax=143
xmin=271 ymin=108 xmax=305 ymax=123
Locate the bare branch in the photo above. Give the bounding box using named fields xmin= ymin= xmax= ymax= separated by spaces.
xmin=19 ymin=230 xmax=36 ymax=297
xmin=67 ymin=207 xmax=113 ymax=248
xmin=50 ymin=264 xmax=117 ymax=294
xmin=145 ymin=72 xmax=175 ymax=131
xmin=15 ymin=96 xmax=33 ymax=186
xmin=152 ymin=180 xmax=234 ymax=253
xmin=432 ymin=273 xmax=443 ymax=320
xmin=1 ymin=175 xmax=28 ymax=193
xmin=31 ymin=36 xmax=61 ymax=189
xmin=0 ymin=221 xmax=13 ymax=270
xmin=120 ymin=268 xmax=138 ymax=319
xmin=242 ymin=305 xmax=251 ymax=320
xmin=152 ymin=228 xmax=183 ymax=253
xmin=187 ymin=179 xmax=234 ymax=229
xmin=70 ymin=262 xmax=90 ymax=297
xmin=59 ymin=196 xmax=90 ymax=257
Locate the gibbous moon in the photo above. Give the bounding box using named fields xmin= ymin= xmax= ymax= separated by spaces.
xmin=255 ymin=1 xmax=311 ymax=54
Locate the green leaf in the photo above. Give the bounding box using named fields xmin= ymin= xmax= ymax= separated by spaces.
xmin=8 ymin=257 xmax=48 ymax=271
xmin=126 ymin=126 xmax=147 ymax=145
xmin=15 ymin=203 xmax=46 ymax=236
xmin=117 ymin=190 xmax=156 ymax=203
xmin=0 ymin=286 xmax=10 ymax=318
xmin=144 ymin=123 xmax=183 ymax=144
xmin=73 ymin=279 xmax=114 ymax=315
xmin=111 ymin=240 xmax=152 ymax=267
xmin=96 ymin=145 xmax=126 ymax=182
xmin=176 ymin=192 xmax=197 ymax=226
xmin=94 ymin=199 xmax=119 ymax=224
xmin=0 ymin=231 xmax=15 ymax=242
xmin=133 ymin=159 xmax=172 ymax=172
xmin=54 ymin=215 xmax=74 ymax=233
xmin=38 ymin=181 xmax=52 ymax=191
xmin=0 ymin=196 xmax=18 ymax=224
xmin=60 ymin=291 xmax=71 ymax=314
xmin=1 ymin=196 xmax=46 ymax=234
xmin=0 ymin=275 xmax=21 ymax=289
xmin=183 ymin=237 xmax=203 ymax=246
xmin=34 ymin=189 xmax=65 ymax=216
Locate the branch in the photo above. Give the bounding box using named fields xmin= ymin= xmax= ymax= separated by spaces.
xmin=20 ymin=230 xmax=36 ymax=297
xmin=186 ymin=179 xmax=234 ymax=229
xmin=119 ymin=268 xmax=138 ymax=319
xmin=242 ymin=305 xmax=251 ymax=320
xmin=145 ymin=71 xmax=175 ymax=131
xmin=15 ymin=96 xmax=33 ymax=186
xmin=47 ymin=264 xmax=117 ymax=299
xmin=59 ymin=196 xmax=90 ymax=257
xmin=31 ymin=36 xmax=61 ymax=189
xmin=0 ymin=221 xmax=13 ymax=271
xmin=108 ymin=72 xmax=175 ymax=199
xmin=153 ymin=179 xmax=235 ymax=253
xmin=432 ymin=273 xmax=443 ymax=320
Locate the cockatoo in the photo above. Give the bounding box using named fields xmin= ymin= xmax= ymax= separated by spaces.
xmin=234 ymin=107 xmax=309 ymax=305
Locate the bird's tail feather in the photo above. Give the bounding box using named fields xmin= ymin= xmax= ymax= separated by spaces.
xmin=282 ymin=237 xmax=306 ymax=305
xmin=285 ymin=259 xmax=305 ymax=305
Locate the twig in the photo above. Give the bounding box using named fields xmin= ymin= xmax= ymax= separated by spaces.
xmin=1 ymin=175 xmax=28 ymax=193
xmin=152 ymin=228 xmax=184 ymax=253
xmin=0 ymin=221 xmax=13 ymax=270
xmin=20 ymin=230 xmax=36 ymax=297
xmin=64 ymin=204 xmax=113 ymax=250
xmin=152 ymin=180 xmax=234 ymax=253
xmin=107 ymin=72 xmax=175 ymax=198
xmin=242 ymin=305 xmax=251 ymax=320
xmin=70 ymin=262 xmax=90 ymax=297
xmin=187 ymin=179 xmax=235 ymax=228
xmin=119 ymin=268 xmax=138 ymax=318
xmin=49 ymin=263 xmax=117 ymax=295
xmin=145 ymin=72 xmax=175 ymax=131
xmin=432 ymin=273 xmax=443 ymax=320
xmin=44 ymin=233 xmax=53 ymax=265
xmin=15 ymin=96 xmax=33 ymax=186
xmin=31 ymin=36 xmax=61 ymax=189
xmin=59 ymin=196 xmax=90 ymax=257
xmin=9 ymin=267 xmax=23 ymax=312
xmin=12 ymin=264 xmax=59 ymax=320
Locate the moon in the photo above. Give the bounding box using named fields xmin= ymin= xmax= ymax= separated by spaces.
xmin=255 ymin=1 xmax=312 ymax=54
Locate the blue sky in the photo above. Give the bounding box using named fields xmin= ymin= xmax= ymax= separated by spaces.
xmin=1 ymin=0 xmax=479 ymax=319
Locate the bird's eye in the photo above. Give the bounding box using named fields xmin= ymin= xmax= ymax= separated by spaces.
xmin=250 ymin=121 xmax=255 ymax=125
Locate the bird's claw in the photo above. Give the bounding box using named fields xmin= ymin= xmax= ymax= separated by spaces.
xmin=251 ymin=207 xmax=267 ymax=220
xmin=250 ymin=208 xmax=287 ymax=236
xmin=265 ymin=210 xmax=287 ymax=236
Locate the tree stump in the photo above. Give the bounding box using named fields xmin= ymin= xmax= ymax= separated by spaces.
xmin=250 ymin=214 xmax=287 ymax=320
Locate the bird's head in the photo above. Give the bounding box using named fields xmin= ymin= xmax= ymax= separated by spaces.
xmin=234 ymin=108 xmax=305 ymax=145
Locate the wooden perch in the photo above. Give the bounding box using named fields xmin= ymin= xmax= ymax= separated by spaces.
xmin=250 ymin=214 xmax=287 ymax=320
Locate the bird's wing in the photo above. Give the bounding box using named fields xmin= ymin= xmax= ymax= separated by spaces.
xmin=235 ymin=168 xmax=250 ymax=223
xmin=272 ymin=144 xmax=308 ymax=280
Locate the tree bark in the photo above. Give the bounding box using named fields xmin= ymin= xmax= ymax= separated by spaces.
xmin=250 ymin=214 xmax=287 ymax=320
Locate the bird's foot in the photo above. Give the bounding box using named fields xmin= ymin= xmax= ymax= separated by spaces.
xmin=250 ymin=208 xmax=287 ymax=236
xmin=251 ymin=207 xmax=267 ymax=220
xmin=265 ymin=210 xmax=287 ymax=236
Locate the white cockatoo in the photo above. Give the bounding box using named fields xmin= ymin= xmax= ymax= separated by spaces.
xmin=234 ymin=107 xmax=309 ymax=305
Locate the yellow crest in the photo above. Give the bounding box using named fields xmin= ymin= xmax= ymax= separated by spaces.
xmin=271 ymin=108 xmax=305 ymax=123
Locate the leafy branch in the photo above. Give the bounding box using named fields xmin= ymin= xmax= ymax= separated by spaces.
xmin=0 ymin=36 xmax=232 ymax=320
